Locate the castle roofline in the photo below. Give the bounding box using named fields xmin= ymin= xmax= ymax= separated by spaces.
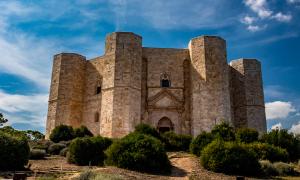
xmin=54 ymin=52 xmax=86 ymax=59
xmin=229 ymin=58 xmax=261 ymax=65
xmin=107 ymin=31 xmax=142 ymax=39
xmin=189 ymin=35 xmax=226 ymax=42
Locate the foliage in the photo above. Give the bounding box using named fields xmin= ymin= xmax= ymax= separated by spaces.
xmin=273 ymin=162 xmax=296 ymax=176
xmin=105 ymin=132 xmax=171 ymax=173
xmin=161 ymin=131 xmax=192 ymax=151
xmin=260 ymin=129 xmax=300 ymax=161
xmin=30 ymin=149 xmax=46 ymax=159
xmin=68 ymin=136 xmax=110 ymax=166
xmin=0 ymin=126 xmax=44 ymax=141
xmin=134 ymin=123 xmax=161 ymax=140
xmin=211 ymin=122 xmax=235 ymax=141
xmin=49 ymin=125 xmax=75 ymax=143
xmin=59 ymin=147 xmax=69 ymax=157
xmin=246 ymin=142 xmax=289 ymax=162
xmin=200 ymin=139 xmax=261 ymax=176
xmin=190 ymin=131 xmax=214 ymax=156
xmin=0 ymin=113 xmax=8 ymax=126
xmin=48 ymin=143 xmax=66 ymax=155
xmin=76 ymin=170 xmax=123 ymax=180
xmin=236 ymin=128 xmax=259 ymax=143
xmin=0 ymin=132 xmax=30 ymax=170
xmin=74 ymin=125 xmax=93 ymax=138
xmin=26 ymin=130 xmax=45 ymax=141
xmin=259 ymin=160 xmax=278 ymax=176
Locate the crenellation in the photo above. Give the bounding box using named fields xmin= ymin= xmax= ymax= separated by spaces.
xmin=45 ymin=32 xmax=266 ymax=139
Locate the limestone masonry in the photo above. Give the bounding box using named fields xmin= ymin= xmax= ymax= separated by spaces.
xmin=46 ymin=32 xmax=266 ymax=138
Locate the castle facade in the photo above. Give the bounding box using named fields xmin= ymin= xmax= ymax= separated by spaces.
xmin=46 ymin=32 xmax=266 ymax=138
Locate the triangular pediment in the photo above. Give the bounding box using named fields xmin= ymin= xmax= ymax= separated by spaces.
xmin=148 ymin=89 xmax=182 ymax=109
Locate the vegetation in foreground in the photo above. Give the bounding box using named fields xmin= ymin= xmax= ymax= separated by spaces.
xmin=0 ymin=112 xmax=300 ymax=178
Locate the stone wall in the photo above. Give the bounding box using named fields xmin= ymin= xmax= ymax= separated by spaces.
xmin=46 ymin=53 xmax=86 ymax=138
xmin=189 ymin=36 xmax=232 ymax=137
xmin=45 ymin=32 xmax=266 ymax=139
xmin=230 ymin=59 xmax=266 ymax=134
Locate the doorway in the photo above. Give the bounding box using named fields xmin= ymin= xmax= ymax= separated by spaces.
xmin=157 ymin=117 xmax=174 ymax=133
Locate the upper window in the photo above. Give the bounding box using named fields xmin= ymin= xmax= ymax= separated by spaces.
xmin=160 ymin=72 xmax=171 ymax=88
xmin=95 ymin=112 xmax=99 ymax=122
xmin=96 ymin=86 xmax=101 ymax=94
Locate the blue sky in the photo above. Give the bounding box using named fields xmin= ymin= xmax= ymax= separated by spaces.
xmin=0 ymin=0 xmax=299 ymax=134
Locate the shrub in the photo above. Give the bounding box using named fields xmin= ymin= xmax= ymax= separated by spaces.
xmin=48 ymin=143 xmax=66 ymax=155
xmin=59 ymin=140 xmax=72 ymax=147
xmin=77 ymin=170 xmax=96 ymax=180
xmin=161 ymin=131 xmax=192 ymax=151
xmin=49 ymin=125 xmax=74 ymax=143
xmin=74 ymin=126 xmax=93 ymax=138
xmin=0 ymin=132 xmax=30 ymax=170
xmin=211 ymin=122 xmax=235 ymax=141
xmin=134 ymin=123 xmax=161 ymax=140
xmin=68 ymin=136 xmax=109 ymax=166
xmin=30 ymin=149 xmax=46 ymax=159
xmin=260 ymin=129 xmax=300 ymax=161
xmin=259 ymin=160 xmax=278 ymax=176
xmin=105 ymin=132 xmax=171 ymax=173
xmin=190 ymin=131 xmax=214 ymax=156
xmin=59 ymin=147 xmax=68 ymax=157
xmin=273 ymin=162 xmax=296 ymax=176
xmin=30 ymin=140 xmax=53 ymax=151
xmin=247 ymin=142 xmax=289 ymax=162
xmin=200 ymin=139 xmax=261 ymax=176
xmin=236 ymin=128 xmax=259 ymax=143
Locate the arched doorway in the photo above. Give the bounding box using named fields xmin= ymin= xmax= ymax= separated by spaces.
xmin=157 ymin=117 xmax=174 ymax=133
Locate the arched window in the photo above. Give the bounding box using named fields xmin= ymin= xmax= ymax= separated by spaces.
xmin=96 ymin=80 xmax=102 ymax=95
xmin=160 ymin=72 xmax=171 ymax=88
xmin=94 ymin=112 xmax=99 ymax=122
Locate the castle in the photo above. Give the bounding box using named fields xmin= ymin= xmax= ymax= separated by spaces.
xmin=46 ymin=32 xmax=266 ymax=138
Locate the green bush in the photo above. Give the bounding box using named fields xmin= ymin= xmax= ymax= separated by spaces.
xmin=161 ymin=131 xmax=192 ymax=151
xmin=190 ymin=131 xmax=214 ymax=156
xmin=59 ymin=147 xmax=68 ymax=157
xmin=260 ymin=129 xmax=300 ymax=162
xmin=68 ymin=136 xmax=109 ymax=166
xmin=236 ymin=128 xmax=259 ymax=143
xmin=49 ymin=125 xmax=74 ymax=143
xmin=273 ymin=162 xmax=296 ymax=176
xmin=134 ymin=123 xmax=161 ymax=140
xmin=200 ymin=139 xmax=261 ymax=176
xmin=30 ymin=149 xmax=46 ymax=159
xmin=247 ymin=142 xmax=289 ymax=162
xmin=105 ymin=132 xmax=171 ymax=173
xmin=30 ymin=140 xmax=53 ymax=151
xmin=74 ymin=126 xmax=93 ymax=138
xmin=48 ymin=143 xmax=66 ymax=155
xmin=0 ymin=132 xmax=30 ymax=170
xmin=259 ymin=160 xmax=278 ymax=176
xmin=211 ymin=122 xmax=235 ymax=141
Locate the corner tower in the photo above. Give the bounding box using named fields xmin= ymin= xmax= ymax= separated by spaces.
xmin=46 ymin=53 xmax=86 ymax=138
xmin=102 ymin=32 xmax=143 ymax=137
xmin=229 ymin=59 xmax=266 ymax=133
xmin=189 ymin=36 xmax=232 ymax=136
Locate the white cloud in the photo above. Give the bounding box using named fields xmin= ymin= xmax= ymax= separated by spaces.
xmin=241 ymin=16 xmax=256 ymax=25
xmin=247 ymin=25 xmax=265 ymax=32
xmin=244 ymin=0 xmax=272 ymax=18
xmin=271 ymin=123 xmax=282 ymax=130
xmin=265 ymin=101 xmax=297 ymax=120
xmin=289 ymin=122 xmax=300 ymax=135
xmin=272 ymin=12 xmax=292 ymax=22
xmin=287 ymin=0 xmax=300 ymax=3
xmin=0 ymin=89 xmax=48 ymax=128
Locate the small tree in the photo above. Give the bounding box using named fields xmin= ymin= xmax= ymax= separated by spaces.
xmin=74 ymin=126 xmax=93 ymax=138
xmin=190 ymin=131 xmax=214 ymax=156
xmin=134 ymin=123 xmax=161 ymax=140
xmin=0 ymin=113 xmax=8 ymax=127
xmin=236 ymin=128 xmax=259 ymax=143
xmin=50 ymin=125 xmax=74 ymax=143
xmin=211 ymin=122 xmax=235 ymax=141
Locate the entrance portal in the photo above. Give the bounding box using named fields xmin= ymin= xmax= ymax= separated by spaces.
xmin=157 ymin=117 xmax=174 ymax=133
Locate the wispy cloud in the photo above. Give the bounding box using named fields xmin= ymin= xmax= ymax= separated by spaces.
xmin=0 ymin=89 xmax=48 ymax=129
xmin=289 ymin=121 xmax=300 ymax=134
xmin=271 ymin=123 xmax=282 ymax=130
xmin=242 ymin=0 xmax=292 ymax=31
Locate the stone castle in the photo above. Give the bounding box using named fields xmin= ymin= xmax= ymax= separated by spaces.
xmin=46 ymin=32 xmax=266 ymax=138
